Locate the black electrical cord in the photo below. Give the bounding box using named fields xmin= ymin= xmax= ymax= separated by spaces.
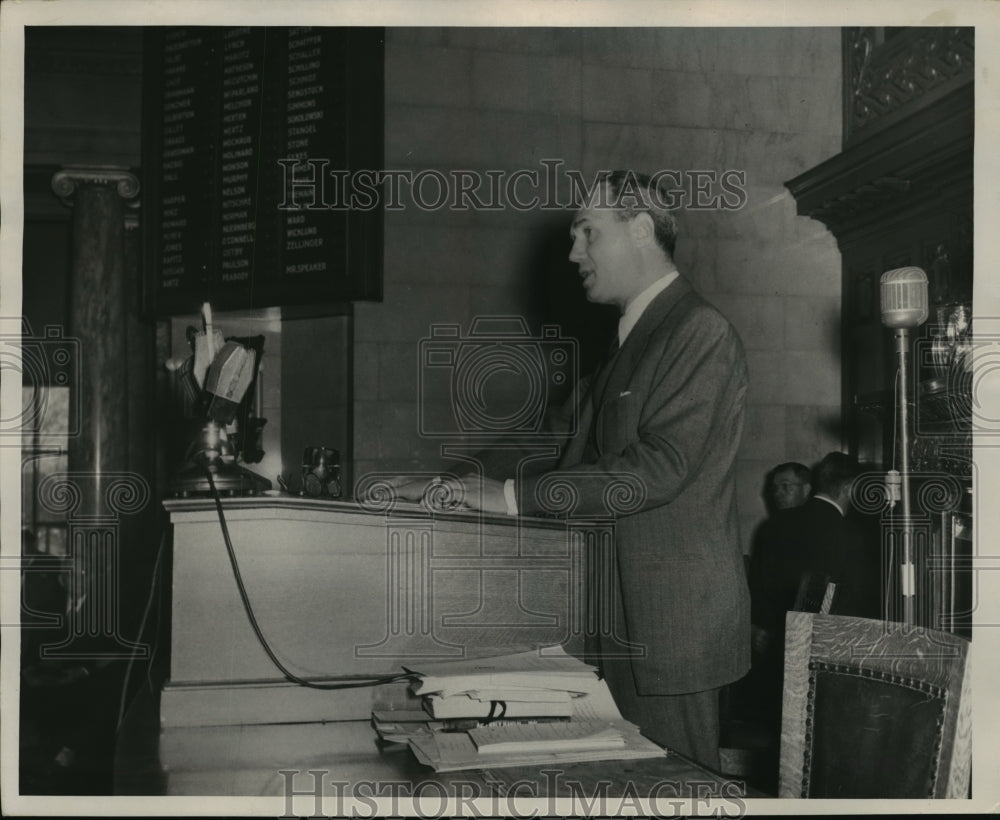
xmin=205 ymin=467 xmax=411 ymax=690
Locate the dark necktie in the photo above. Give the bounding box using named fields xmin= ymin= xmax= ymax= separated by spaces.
xmin=582 ymin=333 xmax=621 ymax=459
xmin=592 ymin=332 xmax=621 ymax=408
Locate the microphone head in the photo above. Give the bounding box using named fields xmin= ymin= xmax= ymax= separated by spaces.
xmin=203 ymin=341 xmax=257 ymax=424
xmin=880 ymin=266 xmax=929 ymax=328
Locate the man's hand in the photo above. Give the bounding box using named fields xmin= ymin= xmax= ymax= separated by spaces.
xmin=368 ymin=474 xmax=508 ymax=515
xmin=425 ymin=475 xmax=509 ymax=516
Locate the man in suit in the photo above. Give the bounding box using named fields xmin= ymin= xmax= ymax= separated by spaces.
xmin=394 ymin=171 xmax=750 ymax=769
xmin=750 ymin=452 xmax=879 ymax=648
xmin=742 ymin=461 xmax=812 ymax=577
xmin=746 ymin=452 xmax=880 ymax=735
xmin=765 ymin=461 xmax=812 ymax=514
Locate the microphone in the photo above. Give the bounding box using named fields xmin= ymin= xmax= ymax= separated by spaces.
xmin=880 ymin=266 xmax=928 ymax=329
xmin=879 ymin=266 xmax=927 ymax=627
xmin=203 ymin=340 xmax=257 ymax=424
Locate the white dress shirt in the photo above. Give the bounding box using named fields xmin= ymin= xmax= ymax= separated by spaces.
xmin=814 ymin=493 xmax=847 ymax=517
xmin=617 ymin=271 xmax=678 ymax=347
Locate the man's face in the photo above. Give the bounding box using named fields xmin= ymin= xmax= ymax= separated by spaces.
xmin=770 ymin=469 xmax=810 ymax=510
xmin=568 ymin=199 xmax=641 ymax=309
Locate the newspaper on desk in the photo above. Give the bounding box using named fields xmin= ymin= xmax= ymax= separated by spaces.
xmin=380 ymin=646 xmax=665 ymax=772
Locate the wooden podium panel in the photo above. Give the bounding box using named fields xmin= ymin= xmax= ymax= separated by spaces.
xmin=162 ymin=496 xmax=584 ymax=727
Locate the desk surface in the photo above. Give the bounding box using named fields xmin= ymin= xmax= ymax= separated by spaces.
xmin=162 ymin=493 xmax=566 ymax=529
xmin=115 ymin=688 xmax=755 ymax=801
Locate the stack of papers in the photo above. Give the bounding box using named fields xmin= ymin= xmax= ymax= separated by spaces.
xmin=408 ymin=645 xmax=601 ymax=720
xmin=424 ymin=690 xmax=574 ymax=719
xmin=375 ymin=646 xmax=665 ymax=772
xmin=371 ymin=709 xmax=446 ymax=743
xmin=469 ymin=722 xmax=626 ymax=755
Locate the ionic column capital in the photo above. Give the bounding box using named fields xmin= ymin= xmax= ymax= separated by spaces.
xmin=51 ymin=166 xmax=141 ymax=227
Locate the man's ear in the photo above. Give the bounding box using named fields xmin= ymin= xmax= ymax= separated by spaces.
xmin=628 ymin=212 xmax=655 ymax=246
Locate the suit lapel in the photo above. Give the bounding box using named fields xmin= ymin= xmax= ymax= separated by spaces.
xmin=598 ymin=276 xmax=693 ymax=408
xmin=561 ymin=276 xmax=694 ymax=467
xmin=560 ymin=394 xmax=594 ymax=467
xmin=589 ymin=334 xmax=622 ymax=412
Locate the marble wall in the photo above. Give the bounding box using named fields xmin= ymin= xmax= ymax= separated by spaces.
xmin=357 ymin=27 xmax=845 ymax=554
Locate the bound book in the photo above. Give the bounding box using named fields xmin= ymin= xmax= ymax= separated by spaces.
xmin=405 ymin=645 xmax=600 ymax=698
xmin=468 ymin=722 xmax=627 ymax=755
xmin=424 ymin=691 xmax=574 ymax=720
xmin=390 ymin=646 xmax=667 ymax=772
xmin=407 ymin=717 xmax=664 ymax=773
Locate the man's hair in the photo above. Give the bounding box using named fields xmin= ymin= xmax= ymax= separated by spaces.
xmin=602 ymin=170 xmax=679 ymax=258
xmin=768 ymin=462 xmax=811 ymax=485
xmin=812 ymin=452 xmax=861 ymax=496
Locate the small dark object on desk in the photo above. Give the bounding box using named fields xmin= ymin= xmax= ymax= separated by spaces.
xmin=277 ymin=447 xmax=343 ymax=498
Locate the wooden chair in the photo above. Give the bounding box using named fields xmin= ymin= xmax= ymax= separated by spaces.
xmin=792 ymin=574 xmax=836 ymax=615
xmin=719 ymin=578 xmax=838 ymax=789
xmin=779 ymin=612 xmax=971 ymax=798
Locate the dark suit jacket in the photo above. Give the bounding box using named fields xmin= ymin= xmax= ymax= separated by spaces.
xmin=749 ymin=496 xmax=881 ymax=640
xmin=508 ymin=276 xmax=750 ymax=695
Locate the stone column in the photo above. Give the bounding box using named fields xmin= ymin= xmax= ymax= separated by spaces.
xmin=50 ymin=167 xmax=145 ymax=656
xmin=51 ymin=167 xmax=140 ymax=513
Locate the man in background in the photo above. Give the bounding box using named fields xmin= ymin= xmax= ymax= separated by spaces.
xmin=743 ymin=461 xmax=812 ymax=576
xmin=750 ymin=451 xmax=879 ymax=641
xmin=745 ymin=452 xmax=880 ymax=739
xmin=765 ymin=461 xmax=811 ymax=514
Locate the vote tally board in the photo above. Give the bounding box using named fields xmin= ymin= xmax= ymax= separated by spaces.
xmin=142 ymin=27 xmax=384 ymax=315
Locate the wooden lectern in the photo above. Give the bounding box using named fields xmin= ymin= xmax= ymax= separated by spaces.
xmin=161 ymin=496 xmax=601 ymax=728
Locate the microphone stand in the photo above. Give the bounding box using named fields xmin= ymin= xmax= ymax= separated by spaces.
xmin=894 ymin=327 xmax=915 ymax=627
xmin=170 ymin=419 xmax=273 ymax=497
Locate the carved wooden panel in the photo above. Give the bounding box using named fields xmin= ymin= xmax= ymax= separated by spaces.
xmin=788 ymin=24 xmax=974 ymax=642
xmin=845 ymin=27 xmax=974 ymax=145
